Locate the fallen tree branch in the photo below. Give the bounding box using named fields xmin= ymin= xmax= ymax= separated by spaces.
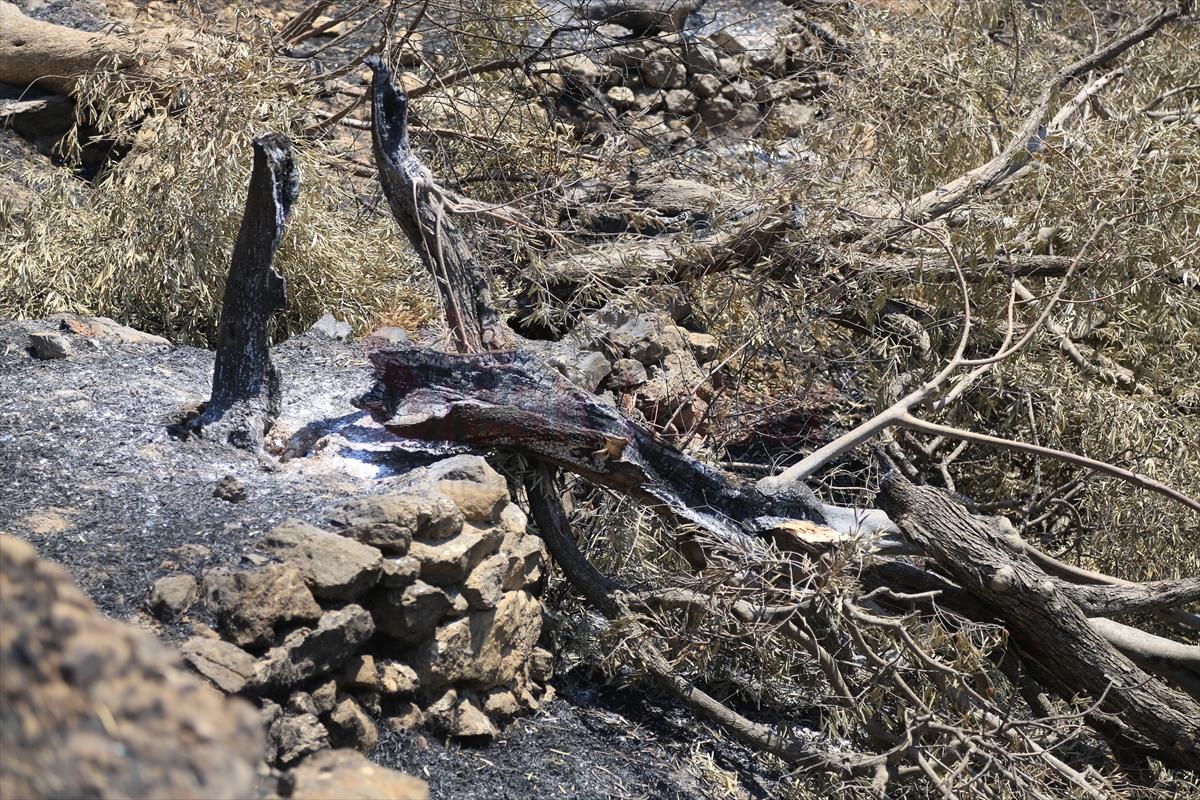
xmin=879 ymin=472 xmax=1200 ymax=772
xmin=1064 ymin=577 xmax=1200 ymax=618
xmin=524 ymin=461 xmax=892 ymax=778
xmin=0 ymin=1 xmax=191 ymax=96
xmin=850 ymin=3 xmax=1186 ymax=246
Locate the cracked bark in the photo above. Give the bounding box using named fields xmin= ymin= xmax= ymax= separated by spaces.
xmin=879 ymin=473 xmax=1200 ymax=772
xmin=173 ymin=133 xmax=297 ymax=450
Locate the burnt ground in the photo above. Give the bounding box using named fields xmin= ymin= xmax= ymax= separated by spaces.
xmin=0 ymin=319 xmax=792 ymax=800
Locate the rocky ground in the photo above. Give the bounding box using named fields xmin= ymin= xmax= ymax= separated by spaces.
xmin=0 ymin=315 xmax=784 ymax=799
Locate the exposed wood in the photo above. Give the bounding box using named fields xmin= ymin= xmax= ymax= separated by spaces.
xmin=0 ymin=1 xmax=188 ymax=96
xmin=1065 ymin=577 xmax=1200 ymax=618
xmin=173 ymin=134 xmax=297 ymax=450
xmin=354 ymin=346 xmax=831 ymax=552
xmin=367 ymin=57 xmax=509 ymax=353
xmin=879 ymin=472 xmax=1200 ymax=772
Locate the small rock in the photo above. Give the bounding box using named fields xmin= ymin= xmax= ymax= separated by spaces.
xmin=700 ymin=96 xmax=736 ymax=126
xmin=605 ymin=42 xmax=647 ymax=71
xmin=606 ymin=85 xmax=636 ymax=110
xmin=341 ymin=654 xmax=378 ymax=692
xmin=408 ymin=527 xmax=504 ymax=586
xmin=212 ymin=475 xmax=247 ymax=503
xmin=287 ymin=691 xmax=319 ymax=716
xmin=769 ymin=100 xmax=818 ymax=137
xmin=259 ymin=519 xmax=382 ymax=602
xmin=483 ymin=689 xmax=520 ymax=719
xmin=379 ymin=555 xmax=421 ymax=587
xmin=709 ymin=29 xmax=772 ymax=55
xmin=254 ymin=605 xmax=375 ymax=691
xmin=202 ymin=563 xmax=322 ymax=648
xmin=311 ymin=680 xmax=338 ymax=714
xmin=664 ymin=88 xmax=697 ymax=115
xmin=454 ymin=694 xmax=497 ymax=739
xmin=168 ymin=543 xmax=211 ymax=562
xmin=85 ymin=316 xmax=171 ymax=346
xmin=372 ymin=580 xmax=453 ymax=643
xmin=327 ymin=697 xmax=378 ymax=751
xmin=641 ymin=59 xmax=686 ymax=89
xmin=326 ymin=492 xmax=463 ymax=553
xmin=309 ymin=313 xmax=351 ymax=340
xmin=462 ymin=554 xmax=506 ymax=610
xmin=530 ymin=646 xmax=555 ymax=683
xmin=423 ymin=689 xmax=459 ymax=734
xmin=378 ymin=661 xmax=420 ymax=696
xmin=28 ymin=331 xmax=71 ymax=359
xmin=732 ymin=102 xmax=761 ymax=131
xmin=691 ymin=73 xmax=722 ymax=99
xmin=148 ymin=574 xmax=198 ymax=620
xmin=501 ymin=534 xmax=545 ymax=591
xmin=363 ymin=327 xmax=409 ymax=349
xmin=609 ymin=358 xmax=648 ymax=388
xmin=181 ymin=637 xmax=258 ymax=694
xmin=268 ymin=713 xmax=329 ymax=766
xmin=556 ymin=53 xmax=611 ymax=86
xmin=382 ymin=703 xmax=425 ymax=733
xmin=286 ymin=749 xmax=428 ymax=800
xmin=685 ymin=331 xmax=718 ymax=362
xmin=520 ymin=340 xmax=612 ymax=393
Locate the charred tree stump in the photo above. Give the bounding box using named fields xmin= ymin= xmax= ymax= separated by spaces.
xmin=174 ymin=133 xmax=298 ymax=450
xmin=367 ymin=57 xmax=509 ymax=353
xmin=880 ymin=473 xmax=1200 ymax=773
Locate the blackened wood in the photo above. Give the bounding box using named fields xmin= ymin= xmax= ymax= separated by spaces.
xmin=180 ymin=133 xmax=297 ymax=450
xmin=880 ymin=473 xmax=1200 ymax=772
xmin=367 ymin=57 xmax=508 ymax=353
xmin=354 ymin=346 xmax=828 ymax=551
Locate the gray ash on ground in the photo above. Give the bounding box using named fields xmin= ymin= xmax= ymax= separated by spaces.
xmin=0 ymin=319 xmax=789 ymax=798
xmin=0 ymin=322 xmax=425 ymax=623
xmin=374 ymin=676 xmax=782 ymax=800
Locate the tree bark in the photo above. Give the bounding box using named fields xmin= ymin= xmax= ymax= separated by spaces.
xmin=0 ymin=1 xmax=187 ymax=96
xmin=367 ymin=56 xmax=509 ymax=353
xmin=354 ymin=346 xmax=833 ymax=553
xmin=879 ymin=472 xmax=1200 ymax=772
xmin=174 ymin=133 xmax=297 ymax=450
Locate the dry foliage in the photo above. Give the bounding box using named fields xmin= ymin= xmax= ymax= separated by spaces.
xmin=2 ymin=0 xmax=1198 ymax=796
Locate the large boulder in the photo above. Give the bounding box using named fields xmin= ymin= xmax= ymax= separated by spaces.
xmin=0 ymin=534 xmax=263 ymax=800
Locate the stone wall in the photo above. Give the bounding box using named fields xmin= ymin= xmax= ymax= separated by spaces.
xmin=171 ymin=455 xmax=553 ymax=766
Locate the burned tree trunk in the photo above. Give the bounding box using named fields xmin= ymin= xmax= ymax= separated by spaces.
xmin=367 ymin=57 xmax=509 ymax=353
xmin=175 ymin=133 xmax=298 ymax=450
xmin=880 ymin=473 xmax=1200 ymax=772
xmin=354 ymin=347 xmax=836 ymax=552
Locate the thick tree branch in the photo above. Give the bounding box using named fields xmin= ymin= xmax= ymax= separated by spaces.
xmin=880 ymin=473 xmax=1200 ymax=772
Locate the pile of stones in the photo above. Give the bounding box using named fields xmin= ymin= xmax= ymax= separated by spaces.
xmin=526 ymin=303 xmax=719 ymax=439
xmin=155 ymin=455 xmax=552 ymax=767
xmin=542 ymin=6 xmax=830 ymax=146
